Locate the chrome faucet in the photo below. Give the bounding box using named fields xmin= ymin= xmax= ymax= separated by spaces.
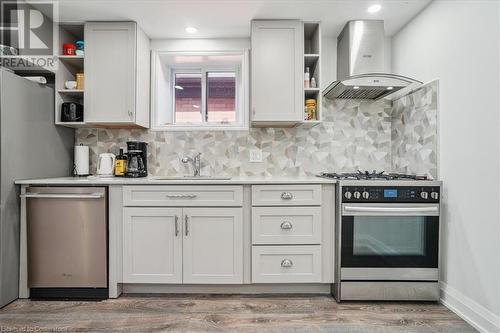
xmin=181 ymin=152 xmax=202 ymax=177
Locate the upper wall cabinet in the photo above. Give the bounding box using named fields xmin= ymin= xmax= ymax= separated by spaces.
xmin=251 ymin=20 xmax=303 ymax=126
xmin=84 ymin=22 xmax=150 ymax=128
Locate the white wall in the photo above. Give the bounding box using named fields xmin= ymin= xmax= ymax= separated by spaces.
xmin=392 ymin=1 xmax=500 ymax=332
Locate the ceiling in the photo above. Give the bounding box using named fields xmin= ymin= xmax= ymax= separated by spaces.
xmin=51 ymin=0 xmax=432 ymax=39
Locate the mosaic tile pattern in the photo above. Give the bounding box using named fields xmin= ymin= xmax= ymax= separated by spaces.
xmin=76 ymin=83 xmax=439 ymax=178
xmin=391 ymin=81 xmax=439 ymax=179
xmin=76 ymin=99 xmax=394 ymax=177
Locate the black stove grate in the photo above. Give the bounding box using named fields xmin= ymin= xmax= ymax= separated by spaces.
xmin=318 ymin=170 xmax=428 ymax=181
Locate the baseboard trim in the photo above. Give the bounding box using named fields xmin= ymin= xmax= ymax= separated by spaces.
xmin=440 ymin=282 xmax=500 ymax=333
xmin=122 ymin=283 xmax=332 ymax=295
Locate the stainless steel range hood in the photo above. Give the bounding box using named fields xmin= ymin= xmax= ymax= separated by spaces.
xmin=323 ymin=20 xmax=422 ymax=100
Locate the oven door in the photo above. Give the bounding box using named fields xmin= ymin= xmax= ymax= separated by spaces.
xmin=341 ymin=203 xmax=439 ymax=280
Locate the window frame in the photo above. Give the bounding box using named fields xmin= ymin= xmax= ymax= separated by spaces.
xmin=151 ymin=50 xmax=249 ymax=131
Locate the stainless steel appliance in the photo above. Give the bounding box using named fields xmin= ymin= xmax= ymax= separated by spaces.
xmin=320 ymin=171 xmax=441 ymax=301
xmin=24 ymin=187 xmax=108 ymax=299
xmin=125 ymin=141 xmax=147 ymax=178
xmin=0 ymin=68 xmax=74 ymax=307
xmin=323 ymin=20 xmax=421 ymax=100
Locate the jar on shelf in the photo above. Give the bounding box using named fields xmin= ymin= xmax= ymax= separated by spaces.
xmin=305 ymin=99 xmax=316 ymax=120
xmin=76 ymin=73 xmax=85 ymax=90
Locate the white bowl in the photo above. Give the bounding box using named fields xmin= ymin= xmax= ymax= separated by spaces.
xmin=65 ymin=80 xmax=77 ymax=89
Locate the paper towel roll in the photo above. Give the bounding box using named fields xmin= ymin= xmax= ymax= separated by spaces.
xmin=74 ymin=145 xmax=89 ymax=176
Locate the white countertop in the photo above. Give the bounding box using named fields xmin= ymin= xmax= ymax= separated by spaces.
xmin=15 ymin=176 xmax=337 ymax=185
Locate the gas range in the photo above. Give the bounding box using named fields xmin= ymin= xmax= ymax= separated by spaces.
xmin=318 ymin=170 xmax=429 ymax=181
xmin=329 ymin=170 xmax=442 ymax=302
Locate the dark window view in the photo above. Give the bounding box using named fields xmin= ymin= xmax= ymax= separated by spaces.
xmin=174 ymin=73 xmax=202 ymax=123
xmin=207 ymin=72 xmax=236 ymax=123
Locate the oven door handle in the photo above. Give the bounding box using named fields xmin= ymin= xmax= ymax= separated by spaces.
xmin=343 ymin=205 xmax=439 ymax=216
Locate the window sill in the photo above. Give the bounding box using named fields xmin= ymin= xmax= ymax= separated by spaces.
xmin=150 ymin=125 xmax=250 ymax=132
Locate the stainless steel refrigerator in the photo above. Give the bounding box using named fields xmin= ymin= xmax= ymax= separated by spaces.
xmin=0 ymin=68 xmax=74 ymax=307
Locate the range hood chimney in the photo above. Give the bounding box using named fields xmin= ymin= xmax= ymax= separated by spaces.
xmin=323 ymin=20 xmax=421 ymax=100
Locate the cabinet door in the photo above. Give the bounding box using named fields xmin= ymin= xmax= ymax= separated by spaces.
xmin=182 ymin=208 xmax=243 ymax=284
xmin=85 ymin=22 xmax=136 ymax=123
xmin=251 ymin=20 xmax=303 ymax=123
xmin=123 ymin=208 xmax=182 ymax=283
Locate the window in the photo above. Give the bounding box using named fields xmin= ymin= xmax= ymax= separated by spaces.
xmin=152 ymin=51 xmax=249 ymax=130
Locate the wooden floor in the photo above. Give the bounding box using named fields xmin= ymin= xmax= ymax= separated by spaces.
xmin=0 ymin=295 xmax=476 ymax=333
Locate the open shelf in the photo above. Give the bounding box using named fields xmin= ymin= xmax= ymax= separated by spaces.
xmin=55 ymin=23 xmax=86 ymax=127
xmin=55 ymin=121 xmax=87 ymax=128
xmin=57 ymin=55 xmax=84 ymax=69
xmin=302 ymin=22 xmax=321 ymax=123
xmin=58 ymin=89 xmax=84 ymax=94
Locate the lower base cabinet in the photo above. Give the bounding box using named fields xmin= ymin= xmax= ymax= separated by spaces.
xmin=123 ymin=207 xmax=243 ymax=284
xmin=123 ymin=208 xmax=182 ymax=283
xmin=183 ymin=208 xmax=243 ymax=284
xmin=252 ymin=245 xmax=322 ymax=283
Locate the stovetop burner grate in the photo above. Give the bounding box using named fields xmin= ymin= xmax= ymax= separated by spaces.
xmin=318 ymin=170 xmax=429 ymax=181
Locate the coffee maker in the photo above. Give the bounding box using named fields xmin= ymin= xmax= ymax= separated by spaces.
xmin=125 ymin=141 xmax=148 ymax=178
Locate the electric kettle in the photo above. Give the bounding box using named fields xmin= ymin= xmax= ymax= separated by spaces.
xmin=96 ymin=153 xmax=115 ymax=176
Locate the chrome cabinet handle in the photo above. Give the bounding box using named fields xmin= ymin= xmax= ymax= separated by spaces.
xmin=184 ymin=215 xmax=189 ymax=236
xmin=281 ymin=259 xmax=293 ymax=268
xmin=281 ymin=191 xmax=293 ymax=200
xmin=174 ymin=215 xmax=179 ymax=237
xmin=280 ymin=221 xmax=293 ymax=230
xmin=166 ymin=194 xmax=197 ymax=199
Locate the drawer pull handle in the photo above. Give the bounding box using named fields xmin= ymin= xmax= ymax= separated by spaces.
xmin=281 ymin=192 xmax=293 ymax=200
xmin=280 ymin=221 xmax=293 ymax=230
xmin=166 ymin=194 xmax=197 ymax=199
xmin=281 ymin=259 xmax=293 ymax=268
xmin=174 ymin=215 xmax=179 ymax=236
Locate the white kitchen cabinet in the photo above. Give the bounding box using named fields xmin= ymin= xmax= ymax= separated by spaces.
xmin=252 ymin=206 xmax=322 ymax=245
xmin=182 ymin=208 xmax=243 ymax=284
xmin=123 ymin=185 xmax=243 ymax=207
xmin=251 ymin=20 xmax=303 ymax=125
xmin=252 ymin=245 xmax=322 ymax=283
xmin=84 ymin=22 xmax=150 ymax=127
xmin=251 ymin=184 xmax=322 ymax=206
xmin=122 ymin=208 xmax=182 ymax=283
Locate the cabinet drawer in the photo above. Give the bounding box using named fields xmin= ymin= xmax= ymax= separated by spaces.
xmin=252 ymin=185 xmax=321 ymax=206
xmin=252 ymin=207 xmax=322 ymax=244
xmin=123 ymin=186 xmax=243 ymax=207
xmin=252 ymin=245 xmax=322 ymax=283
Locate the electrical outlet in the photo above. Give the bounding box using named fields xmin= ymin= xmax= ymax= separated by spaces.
xmin=249 ymin=149 xmax=263 ymax=163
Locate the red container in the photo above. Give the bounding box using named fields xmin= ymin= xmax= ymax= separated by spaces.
xmin=63 ymin=43 xmax=76 ymax=55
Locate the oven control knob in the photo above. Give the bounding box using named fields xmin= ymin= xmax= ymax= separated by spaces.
xmin=353 ymin=191 xmax=361 ymax=199
xmin=431 ymin=191 xmax=439 ymax=200
xmin=362 ymin=191 xmax=370 ymax=199
xmin=420 ymin=191 xmax=429 ymax=199
xmin=344 ymin=191 xmax=352 ymax=199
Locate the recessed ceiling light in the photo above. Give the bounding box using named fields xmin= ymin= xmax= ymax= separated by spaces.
xmin=353 ymin=86 xmax=360 ymax=90
xmin=185 ymin=26 xmax=198 ymax=34
xmin=387 ymin=86 xmax=394 ymax=90
xmin=367 ymin=4 xmax=381 ymax=14
xmin=192 ymin=104 xmax=200 ymax=108
xmin=174 ymin=85 xmax=184 ymax=90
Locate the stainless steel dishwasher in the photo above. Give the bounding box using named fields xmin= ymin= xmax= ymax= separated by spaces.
xmin=24 ymin=187 xmax=108 ymax=299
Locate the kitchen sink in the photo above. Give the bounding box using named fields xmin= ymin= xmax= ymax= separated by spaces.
xmin=151 ymin=176 xmax=232 ymax=180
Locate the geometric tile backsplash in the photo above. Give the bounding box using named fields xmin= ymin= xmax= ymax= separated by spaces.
xmin=392 ymin=81 xmax=439 ymax=179
xmin=76 ymin=81 xmax=438 ymax=178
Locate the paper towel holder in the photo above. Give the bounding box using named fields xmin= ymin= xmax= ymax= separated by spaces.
xmin=73 ymin=144 xmax=90 ymax=177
